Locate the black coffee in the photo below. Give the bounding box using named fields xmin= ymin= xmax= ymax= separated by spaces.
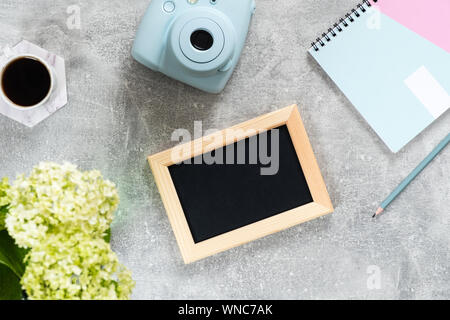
xmin=1 ymin=57 xmax=51 ymax=107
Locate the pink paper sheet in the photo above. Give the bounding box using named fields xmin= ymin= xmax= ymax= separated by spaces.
xmin=374 ymin=0 xmax=450 ymax=53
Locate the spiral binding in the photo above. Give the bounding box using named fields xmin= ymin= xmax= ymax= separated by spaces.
xmin=311 ymin=0 xmax=378 ymax=52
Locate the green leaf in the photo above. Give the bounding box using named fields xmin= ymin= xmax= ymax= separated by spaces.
xmin=0 ymin=264 xmax=22 ymax=300
xmin=0 ymin=230 xmax=29 ymax=279
xmin=0 ymin=206 xmax=7 ymax=231
xmin=104 ymin=228 xmax=111 ymax=243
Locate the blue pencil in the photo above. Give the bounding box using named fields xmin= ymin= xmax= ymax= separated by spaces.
xmin=374 ymin=133 xmax=450 ymax=218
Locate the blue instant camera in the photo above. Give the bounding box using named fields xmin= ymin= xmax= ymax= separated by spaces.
xmin=132 ymin=0 xmax=256 ymax=93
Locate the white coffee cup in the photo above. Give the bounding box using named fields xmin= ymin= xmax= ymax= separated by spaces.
xmin=0 ymin=46 xmax=55 ymax=111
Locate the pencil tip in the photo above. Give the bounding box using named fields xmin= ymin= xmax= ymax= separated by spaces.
xmin=373 ymin=207 xmax=384 ymax=218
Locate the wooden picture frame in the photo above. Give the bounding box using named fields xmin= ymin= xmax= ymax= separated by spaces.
xmin=148 ymin=105 xmax=333 ymax=263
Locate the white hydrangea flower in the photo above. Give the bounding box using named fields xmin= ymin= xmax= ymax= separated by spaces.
xmin=0 ymin=177 xmax=9 ymax=206
xmin=0 ymin=177 xmax=11 ymax=230
xmin=22 ymin=233 xmax=135 ymax=300
xmin=5 ymin=162 xmax=119 ymax=249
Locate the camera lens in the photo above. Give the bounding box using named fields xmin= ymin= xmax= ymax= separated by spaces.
xmin=190 ymin=30 xmax=214 ymax=51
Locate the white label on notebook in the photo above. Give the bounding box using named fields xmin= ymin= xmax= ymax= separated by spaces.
xmin=405 ymin=66 xmax=450 ymax=119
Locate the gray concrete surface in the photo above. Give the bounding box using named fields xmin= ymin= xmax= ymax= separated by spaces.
xmin=0 ymin=0 xmax=449 ymax=300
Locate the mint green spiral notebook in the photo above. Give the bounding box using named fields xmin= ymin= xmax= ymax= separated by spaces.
xmin=309 ymin=0 xmax=450 ymax=152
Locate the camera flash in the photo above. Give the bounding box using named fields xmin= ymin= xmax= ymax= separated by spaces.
xmin=187 ymin=0 xmax=198 ymax=4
